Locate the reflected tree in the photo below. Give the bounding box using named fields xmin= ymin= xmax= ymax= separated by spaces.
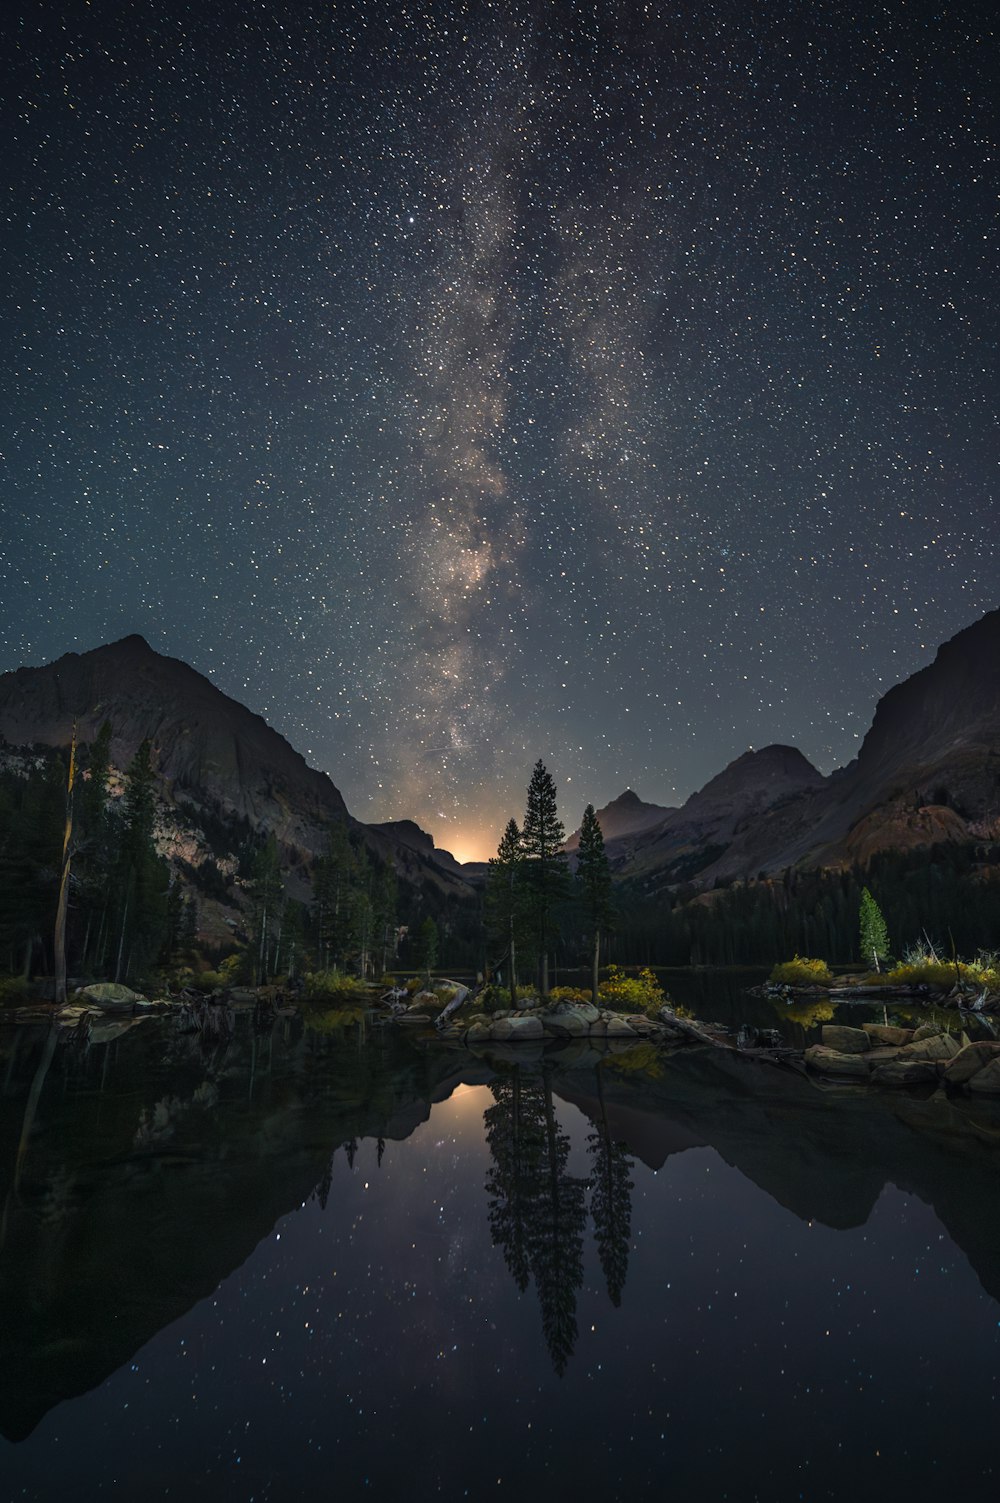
xmin=530 ymin=1069 xmax=589 ymax=1375
xmin=484 ymin=1067 xmax=589 ymax=1375
xmin=587 ymin=1066 xmax=635 ymax=1307
xmin=485 ymin=1067 xmax=545 ymax=1293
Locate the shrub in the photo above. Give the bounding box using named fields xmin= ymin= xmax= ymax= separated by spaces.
xmin=882 ymin=960 xmax=977 ymax=991
xmin=302 ymin=970 xmax=370 ymax=1002
xmin=480 ymin=983 xmax=538 ymax=1014
xmin=190 ymin=970 xmax=225 ymax=993
xmin=768 ymin=956 xmax=834 ymax=989
xmin=599 ymin=966 xmax=668 ymax=1017
xmin=219 ymin=952 xmax=253 ymax=985
xmin=0 ymin=976 xmax=33 ymax=1008
xmin=547 ymin=986 xmax=591 ymax=1004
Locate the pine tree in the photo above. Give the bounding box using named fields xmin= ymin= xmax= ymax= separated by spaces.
xmin=576 ymin=804 xmax=614 ymax=1005
xmin=114 ymin=741 xmax=168 ymax=982
xmin=521 ymin=761 xmax=570 ymax=998
xmin=415 ymin=916 xmax=439 ymax=985
xmin=859 ymin=886 xmax=890 ymax=971
xmin=587 ymin=1067 xmax=634 ymax=1307
xmin=250 ymin=834 xmax=283 ymax=984
xmin=485 ymin=818 xmax=529 ymax=1007
xmin=313 ymin=820 xmax=354 ymax=971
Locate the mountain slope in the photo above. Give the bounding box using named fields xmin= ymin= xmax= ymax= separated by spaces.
xmin=628 ymin=608 xmax=1000 ymax=887
xmin=0 ymin=635 xmax=470 ymax=894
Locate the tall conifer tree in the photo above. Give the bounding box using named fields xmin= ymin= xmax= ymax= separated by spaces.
xmin=521 ymin=761 xmax=570 ymax=998
xmin=576 ymin=804 xmax=614 ymax=1005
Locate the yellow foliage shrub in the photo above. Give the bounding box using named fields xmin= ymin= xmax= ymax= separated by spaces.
xmin=768 ymin=956 xmax=834 ymax=988
xmin=598 ymin=966 xmax=668 ymax=1017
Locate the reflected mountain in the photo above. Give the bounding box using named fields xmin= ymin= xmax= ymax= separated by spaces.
xmin=4 ymin=1018 xmax=1000 ymax=1439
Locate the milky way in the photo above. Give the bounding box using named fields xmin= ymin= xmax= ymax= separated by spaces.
xmin=1 ymin=0 xmax=996 ymax=858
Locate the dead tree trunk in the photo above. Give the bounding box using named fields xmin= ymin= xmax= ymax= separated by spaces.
xmin=53 ymin=724 xmax=77 ymax=1004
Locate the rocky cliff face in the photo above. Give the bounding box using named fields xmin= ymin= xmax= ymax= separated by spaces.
xmin=622 ymin=609 xmax=1000 ymax=887
xmin=0 ymin=635 xmax=470 ymax=895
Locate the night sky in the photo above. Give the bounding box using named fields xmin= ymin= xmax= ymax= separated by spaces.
xmin=2 ymin=1 xmax=996 ymax=860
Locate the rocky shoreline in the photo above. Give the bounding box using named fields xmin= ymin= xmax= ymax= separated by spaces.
xmin=7 ymin=980 xmax=999 ymax=1098
xmin=803 ymin=1021 xmax=1000 ymax=1093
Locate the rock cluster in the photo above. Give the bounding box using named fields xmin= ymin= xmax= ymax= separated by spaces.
xmin=804 ymin=1022 xmax=1000 ymax=1092
xmin=437 ymin=998 xmax=673 ymax=1047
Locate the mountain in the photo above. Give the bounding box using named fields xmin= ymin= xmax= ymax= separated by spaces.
xmin=622 ymin=608 xmax=1000 ymax=888
xmin=0 ymin=635 xmax=471 ymax=903
xmin=615 ymin=745 xmax=825 ymax=883
xmin=564 ymin=789 xmax=674 ymax=853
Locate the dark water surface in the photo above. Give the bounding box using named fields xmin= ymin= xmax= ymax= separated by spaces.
xmin=2 ymin=986 xmax=1000 ymax=1502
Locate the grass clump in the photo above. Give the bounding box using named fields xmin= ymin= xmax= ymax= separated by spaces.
xmin=882 ymin=959 xmax=980 ymax=991
xmin=769 ymin=955 xmax=834 ymax=989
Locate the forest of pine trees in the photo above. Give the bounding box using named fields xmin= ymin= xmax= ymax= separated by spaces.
xmin=2 ymin=735 xmax=997 ymax=994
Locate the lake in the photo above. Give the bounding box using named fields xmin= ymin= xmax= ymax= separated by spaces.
xmin=3 ymin=981 xmax=1000 ymax=1501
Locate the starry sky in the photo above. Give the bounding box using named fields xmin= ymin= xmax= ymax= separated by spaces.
xmin=1 ymin=0 xmax=996 ymax=860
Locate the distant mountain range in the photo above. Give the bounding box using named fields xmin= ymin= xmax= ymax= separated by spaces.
xmin=2 ymin=609 xmax=999 ymax=911
xmin=569 ymin=607 xmax=1000 ymax=887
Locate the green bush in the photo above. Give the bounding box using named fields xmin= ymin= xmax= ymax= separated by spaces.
xmin=547 ymin=985 xmax=591 ymax=1004
xmin=302 ymin=970 xmax=370 ymax=1002
xmin=768 ymin=955 xmax=834 ymax=988
xmin=0 ymin=976 xmax=33 ymax=1008
xmin=599 ymin=966 xmax=668 ymax=1017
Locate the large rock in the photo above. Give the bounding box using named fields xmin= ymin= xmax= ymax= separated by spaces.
xmin=78 ymin=982 xmax=144 ymax=1012
xmin=968 ymin=1058 xmax=1000 ymax=1095
xmin=899 ymin=1033 xmax=961 ymax=1063
xmin=604 ymin=1016 xmax=637 ymax=1037
xmin=804 ymin=1045 xmax=870 ymax=1078
xmin=912 ymin=1023 xmax=944 ymax=1041
xmin=465 ymin=1020 xmax=492 ymax=1043
xmin=537 ymin=1001 xmax=599 ymax=1037
xmin=870 ymin=1059 xmax=938 ymax=1087
xmin=489 ymin=1015 xmax=544 ymax=1042
xmin=820 ymin=1025 xmax=871 ymax=1054
xmin=943 ymin=1041 xmax=1000 ymax=1086
xmin=862 ymin=1024 xmax=915 ymax=1046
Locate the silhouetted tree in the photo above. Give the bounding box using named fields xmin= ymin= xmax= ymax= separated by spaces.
xmin=576 ymin=804 xmax=614 ymax=1005
xmin=587 ymin=1067 xmax=634 ymax=1307
xmin=522 ymin=762 xmax=570 ymax=998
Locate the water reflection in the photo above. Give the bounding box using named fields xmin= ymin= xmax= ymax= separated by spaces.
xmin=484 ymin=1067 xmax=589 ymax=1373
xmin=4 ymin=1005 xmax=1000 ymax=1458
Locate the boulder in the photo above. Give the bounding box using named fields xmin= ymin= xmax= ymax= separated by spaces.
xmin=968 ymin=1058 xmax=1000 ymax=1095
xmin=78 ymin=982 xmax=144 ymax=1012
xmin=899 ymin=1033 xmax=961 ymax=1063
xmin=537 ymin=1002 xmax=599 ymax=1037
xmin=943 ymin=1041 xmax=1000 ymax=1086
xmin=870 ymin=1059 xmax=938 ymax=1087
xmin=912 ymin=1023 xmax=943 ymax=1041
xmin=465 ymin=1020 xmax=492 ymax=1043
xmin=604 ymin=1016 xmax=637 ymax=1037
xmin=804 ymin=1045 xmax=870 ymax=1079
xmin=489 ymin=1015 xmax=544 ymax=1042
xmin=820 ymin=1025 xmax=871 ymax=1054
xmin=862 ymin=1024 xmax=915 ymax=1046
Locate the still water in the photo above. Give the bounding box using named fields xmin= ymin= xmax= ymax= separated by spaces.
xmin=2 ymin=991 xmax=1000 ymax=1501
